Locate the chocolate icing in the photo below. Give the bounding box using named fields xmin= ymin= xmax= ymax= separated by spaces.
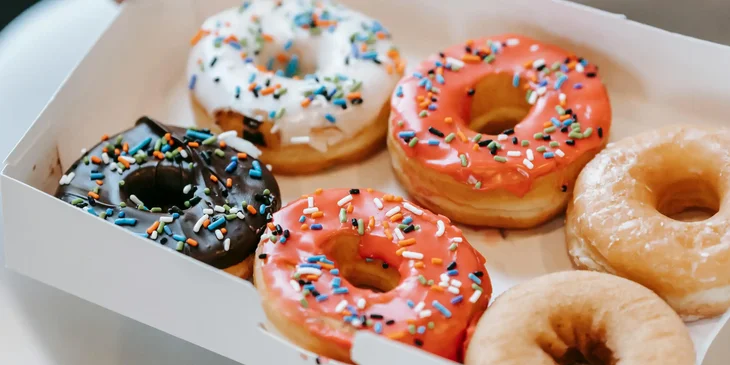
xmin=55 ymin=117 xmax=280 ymax=269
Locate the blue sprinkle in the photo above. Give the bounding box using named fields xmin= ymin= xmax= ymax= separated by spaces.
xmin=374 ymin=322 xmax=383 ymax=334
xmin=347 ymin=305 xmax=358 ymax=315
xmin=560 ymin=64 xmax=569 ymax=73
xmin=330 ymin=269 xmax=340 ymax=276
xmin=447 ymin=269 xmax=459 ymax=276
xmin=259 ymin=204 xmax=267 ymax=214
xmin=265 ymin=57 xmax=274 ymax=71
xmin=538 ymin=79 xmax=548 ymax=87
xmin=428 ymin=103 xmax=438 ymax=111
xmin=333 ymin=287 xmax=349 ymax=295
xmin=231 ymin=156 xmax=238 ymax=161
xmin=491 ymin=43 xmax=499 ymax=53
xmin=275 ymin=70 xmax=284 ymax=77
xmin=450 ymin=295 xmax=464 ymax=305
xmin=361 ymin=51 xmax=378 ymax=60
xmin=307 ymin=255 xmax=326 ymax=263
xmin=350 ymin=43 xmax=360 ymax=58
xmin=332 ymin=98 xmax=347 ymax=106
xmin=138 ymin=233 xmax=149 ymax=238
xmin=398 ymin=131 xmax=416 ymax=139
xmin=114 ymin=218 xmax=137 ymax=226
xmin=268 ymin=110 xmax=276 ymax=119
xmin=580 ymin=59 xmax=589 ymax=66
xmin=325 ymin=114 xmax=336 ymax=123
xmin=160 ymin=144 xmax=171 ymax=153
xmin=512 ymin=73 xmax=520 ymax=87
xmin=418 ymin=78 xmax=428 ymax=87
xmin=432 ymin=300 xmax=452 ymax=318
xmin=407 ymin=300 xmax=415 ymax=308
xmin=316 ymin=294 xmax=329 ymax=302
xmin=249 ymin=169 xmax=262 ymax=179
xmin=303 ymin=284 xmax=315 ymax=291
xmin=299 ymin=215 xmax=306 ymax=223
xmin=574 ymin=83 xmax=583 ymax=89
xmin=544 ymin=152 xmax=555 ymax=159
xmin=371 ymin=21 xmax=383 ymax=32
xmin=412 ymin=72 xmax=423 ymax=79
xmin=87 ymin=207 xmax=97 ymax=216
xmin=562 ymin=118 xmax=574 ymax=127
xmin=343 ymin=315 xmax=354 ymax=323
xmin=320 ymin=258 xmax=334 ymax=265
xmin=554 ymin=74 xmax=568 ymax=90
xmin=332 ymin=277 xmax=341 ymax=288
xmin=172 ymin=213 xmax=180 ymax=219
xmin=118 ymin=211 xmax=125 ymax=218
xmin=163 ymin=225 xmax=172 ymax=235
xmin=417 ymin=326 xmax=426 ymax=334
xmin=436 ymin=74 xmax=445 ymax=84
xmin=244 ymin=57 xmax=254 ymax=63
xmin=311 ymin=223 xmax=323 ymax=230
xmin=283 ymin=39 xmax=293 ymax=51
xmin=435 ymin=61 xmax=443 ymax=67
xmin=228 ymin=41 xmax=241 ymax=50
xmin=327 ymin=88 xmax=337 ymax=99
xmin=105 ymin=208 xmax=113 ymax=217
xmin=300 ymin=263 xmax=322 ymax=269
xmin=188 ymin=74 xmax=197 ymax=90
xmin=186 ymin=129 xmax=213 ymax=141
xmin=403 ymin=217 xmax=413 ymax=225
xmin=314 ymin=85 xmax=326 ymax=95
xmin=395 ymin=85 xmax=403 ymax=97
xmin=252 ymin=160 xmax=261 ymax=171
xmin=90 ymin=172 xmax=104 ymax=180
xmin=286 ymin=55 xmax=299 ymax=77
xmin=207 ymin=217 xmax=226 ymax=231
xmin=427 ymin=139 xmax=439 ymax=146
xmin=225 ymin=161 xmax=237 ymax=173
xmin=468 ymin=273 xmax=482 ymax=285
xmin=336 ymin=73 xmax=348 ymax=81
xmin=173 ymin=234 xmax=187 ymax=242
xmin=279 ymin=237 xmax=287 ymax=244
xmin=551 ymin=117 xmax=562 ymax=127
xmin=248 ymin=73 xmax=256 ymax=83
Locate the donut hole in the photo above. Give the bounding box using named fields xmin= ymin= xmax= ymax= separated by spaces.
xmin=254 ymin=45 xmax=318 ymax=79
xmin=122 ymin=165 xmax=195 ymax=211
xmin=539 ymin=318 xmax=614 ymax=365
xmin=323 ymin=234 xmax=401 ymax=293
xmin=655 ymin=178 xmax=720 ymax=222
xmin=468 ymin=72 xmax=532 ymax=135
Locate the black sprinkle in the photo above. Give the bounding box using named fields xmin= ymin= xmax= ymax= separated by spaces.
xmin=536 ymin=65 xmax=546 ymax=72
xmin=566 ymin=139 xmax=575 ymax=146
xmin=283 ymin=229 xmax=290 ymax=238
xmin=349 ymin=188 xmax=360 ymax=194
xmin=88 ymin=197 xmax=96 ymax=206
xmin=438 ymin=52 xmax=445 ymax=58
xmin=351 ymin=98 xmax=363 ymax=105
xmin=512 ymin=136 xmax=518 ymax=145
xmin=428 ymin=127 xmax=445 ymax=137
xmin=273 ymin=93 xmax=280 ymax=100
xmin=447 ymin=261 xmax=457 ymax=270
xmin=561 ymin=185 xmax=568 ymax=192
xmin=252 ymin=89 xmax=259 ymax=98
xmin=258 ymin=254 xmax=268 ymax=259
xmin=564 ymin=57 xmax=571 ymax=64
xmin=597 ymin=127 xmax=603 ymax=138
xmin=316 ymin=357 xmax=321 ymax=365
xmin=467 ymin=88 xmax=475 ymax=96
xmin=161 ymin=237 xmax=168 ymax=244
xmin=298 ymin=279 xmax=306 ymax=286
xmin=373 ymin=58 xmax=382 ymax=65
xmin=475 ymin=271 xmax=484 ymax=277
xmin=210 ymin=57 xmax=218 ymax=67
xmin=478 ymin=139 xmax=492 ymax=147
xmin=254 ymin=193 xmax=267 ymax=202
xmin=243 ymin=130 xmax=266 ymax=147
xmin=311 ymin=290 xmax=320 ymax=297
xmin=345 ymin=56 xmax=350 ymax=65
xmin=503 ymin=128 xmax=515 ymax=135
xmin=386 ymin=320 xmax=396 ymax=325
xmin=275 ymin=224 xmax=283 ymax=235
xmin=403 ymin=224 xmax=415 ymax=233
xmin=565 ymin=108 xmax=573 ymax=115
xmin=414 ymin=339 xmax=424 ymax=347
xmin=222 ymin=190 xmax=229 ymax=198
xmin=431 ymin=97 xmax=438 ymax=102
xmin=489 ymin=147 xmax=498 ymax=155
xmin=465 ymin=46 xmax=472 ymax=53
xmin=213 ymin=77 xmax=220 ymax=83
xmin=370 ymin=314 xmax=384 ymax=319
xmin=382 ymin=263 xmax=389 ymax=269
xmin=543 ymin=135 xmax=551 ymax=141
xmin=351 ymin=218 xmax=358 ymax=226
xmin=561 ymin=127 xmax=569 ymax=133
xmin=265 ymin=79 xmax=271 ymax=87
xmin=427 ymin=69 xmax=435 ymax=76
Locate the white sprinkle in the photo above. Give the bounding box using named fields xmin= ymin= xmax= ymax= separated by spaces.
xmin=440 ymin=273 xmax=450 ymax=283
xmin=59 ymin=174 xmax=68 ymax=185
xmin=497 ymin=134 xmax=508 ymax=141
xmin=101 ymin=153 xmax=110 ymax=164
xmin=419 ymin=310 xmax=432 ymax=318
xmin=507 ymin=150 xmax=522 ymax=157
xmin=576 ymin=63 xmax=585 ymax=73
xmin=506 ymin=38 xmax=520 ymax=46
xmin=450 ymin=279 xmax=462 ymax=288
xmin=402 ymin=251 xmax=424 ymax=260
xmin=223 ymin=238 xmax=231 ymax=251
xmin=413 ymin=301 xmax=425 ymax=313
xmin=351 ymin=319 xmax=362 ymax=327
xmin=193 ymin=214 xmax=209 ymax=233
xmin=385 ymin=206 xmax=401 ymax=217
xmin=237 ymin=211 xmax=246 ymax=220
xmin=229 ymin=207 xmax=239 ymax=214
xmin=559 ymin=93 xmax=567 ymax=104
xmin=81 ymin=148 xmax=87 ymax=154
xmin=528 ymin=90 xmax=538 ymax=105
xmin=403 ymin=202 xmax=423 ymax=216
xmin=530 ymin=44 xmax=540 ymax=52
xmin=469 ymin=290 xmax=481 ymax=303
xmin=290 ymin=136 xmax=311 ymax=144
xmin=336 ymin=300 xmax=348 ymax=313
xmin=526 ymin=149 xmax=534 ymax=161
xmin=435 ymin=220 xmax=445 ymax=237
xmin=203 ymin=208 xmax=214 ymax=215
xmin=130 ymin=194 xmax=144 ymax=206
xmin=536 ymin=86 xmax=547 ymax=96
xmin=224 ymin=136 xmax=262 ymax=158
xmin=214 ymin=205 xmax=226 ymax=213
xmin=67 ymin=172 xmax=76 ymax=184
xmin=150 ymin=231 xmax=158 ymax=240
xmin=447 ymin=286 xmax=460 ymax=295
xmin=523 ymin=159 xmax=534 ymax=170
xmin=446 ymin=57 xmax=465 ymax=68
xmin=119 ymin=155 xmax=136 ymax=164
xmin=307 ymin=196 xmax=314 ymax=208
xmin=532 ymin=59 xmax=545 ymax=69
xmin=302 ymin=207 xmax=319 ymax=215
xmin=373 ymin=198 xmax=384 ymax=210
xmin=270 ymin=124 xmax=280 ymax=134
xmin=452 ymin=237 xmax=463 ymax=243
xmin=217 ymin=131 xmax=237 ymax=141
xmin=110 ymin=164 xmax=117 ymax=172
xmin=357 ymin=298 xmax=366 ymax=309
xmin=266 ymin=164 xmax=273 ymax=171
xmin=215 ymin=229 xmax=224 ymax=240
xmin=555 ymin=149 xmax=565 ymax=157
xmin=290 ymin=279 xmax=302 ymax=292
xmin=183 ymin=184 xmax=192 ymax=194
xmin=180 ymin=150 xmax=188 ymax=159
xmin=438 ymin=281 xmax=450 ymax=288
xmin=394 ymin=227 xmax=405 ymax=241
xmin=337 ymin=194 xmax=353 ymax=207
xmin=159 ymin=216 xmax=174 ymax=223
xmin=296 ymin=267 xmax=322 ymax=276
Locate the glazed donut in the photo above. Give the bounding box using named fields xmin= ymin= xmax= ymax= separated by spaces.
xmin=188 ymin=0 xmax=405 ymax=174
xmin=254 ymin=188 xmax=491 ymax=363
xmin=56 ymin=117 xmax=281 ymax=279
xmin=567 ymin=125 xmax=730 ymax=320
xmin=388 ymin=35 xmax=611 ymax=228
xmin=465 ymin=271 xmax=695 ymax=365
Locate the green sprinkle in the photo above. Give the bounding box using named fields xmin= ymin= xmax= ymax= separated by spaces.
xmin=332 ymin=90 xmax=344 ymax=99
xmin=408 ymin=324 xmax=416 ymax=335
xmin=398 ymin=224 xmax=408 ymax=230
xmin=263 ymin=189 xmax=270 ymax=195
xmin=120 ymin=202 xmax=127 ymax=208
xmin=71 ymin=198 xmax=84 ymax=205
xmin=536 ymin=146 xmax=547 ymax=152
xmin=275 ymin=107 xmax=286 ymax=119
xmin=223 ymin=204 xmax=231 ymax=212
xmin=170 ymin=149 xmax=180 ymax=158
xmin=300 ymin=298 xmax=309 ymax=308
xmin=269 ymin=235 xmax=277 ymax=242
xmin=571 ymin=123 xmax=581 ymax=130
xmin=92 ymin=186 xmax=100 ymax=194
xmin=475 ymin=181 xmax=482 ymax=189
xmin=459 ymin=154 xmax=468 ymax=167
xmin=418 ymin=275 xmax=427 ymax=285
xmin=494 ymin=156 xmax=507 ymax=163
xmin=418 ymin=110 xmax=428 ymax=118
xmin=99 ymin=212 xmax=107 ymax=219
xmin=487 ymin=141 xmax=497 ymax=149
xmin=521 ymin=140 xmax=530 ymax=147
xmin=164 ymin=152 xmax=173 ymax=160
xmin=569 ymin=131 xmax=584 ymax=139
xmin=225 ymin=214 xmax=238 ymax=221
xmin=525 ymin=90 xmax=533 ymax=103
xmin=397 ymin=120 xmax=404 ymax=127
xmin=445 ymin=133 xmax=456 ymax=143
xmin=339 ymin=208 xmax=347 ymax=223
xmin=408 ymin=137 xmax=419 ymax=147
xmin=472 ymin=283 xmax=483 ymax=291
xmin=415 ymin=225 xmax=421 ymax=231
xmin=204 ymin=188 xmax=211 ymax=195
xmin=357 ymin=219 xmax=364 ymax=235
xmin=533 ymin=132 xmax=543 ymax=139
xmin=551 ymin=61 xmax=561 ymax=71
xmin=309 ymin=27 xmax=322 ymax=36
xmin=428 ymin=322 xmax=435 ymax=330
xmin=449 ymin=243 xmax=458 ymax=251
xmin=184 ymin=201 xmax=191 ymax=208
xmin=555 ymin=105 xmax=566 ymax=115
xmin=157 ymin=222 xmax=165 ymax=234
xmin=83 ymin=156 xmax=89 ymax=165
xmin=214 ymin=149 xmax=225 ymax=157
xmin=350 ymin=80 xmax=362 ymax=92
xmin=150 ymin=207 xmax=162 ymax=213
xmin=202 ymin=136 xmax=217 ymax=145
xmin=544 ymin=126 xmax=557 ymax=134
xmin=483 ymin=54 xmax=495 ymax=63
xmin=473 ymin=134 xmax=482 ymax=143
xmin=323 ymin=76 xmax=333 ymax=82
xmin=176 ymin=241 xmax=184 ymax=251
xmin=550 ymin=141 xmax=560 ymax=147
xmin=116 ymin=162 xmax=126 ymax=170
xmin=365 ymin=319 xmax=373 ymax=327
xmin=241 ymin=201 xmax=247 ymax=208
xmin=188 ymin=162 xmax=194 ymax=169
xmin=583 ymin=128 xmax=593 ymax=138
xmin=115 ymin=135 xmax=124 ymax=147
xmin=137 ymin=205 xmax=145 ymax=211
xmin=427 ymin=279 xmax=434 ymax=286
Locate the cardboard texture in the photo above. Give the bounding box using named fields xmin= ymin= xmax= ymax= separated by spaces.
xmin=2 ymin=0 xmax=729 ymax=364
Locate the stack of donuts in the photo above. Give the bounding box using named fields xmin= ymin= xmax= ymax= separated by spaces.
xmin=54 ymin=0 xmax=730 ymax=364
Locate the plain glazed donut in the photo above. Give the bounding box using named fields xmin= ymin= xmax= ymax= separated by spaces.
xmin=388 ymin=35 xmax=611 ymax=228
xmin=188 ymin=0 xmax=405 ymax=174
xmin=55 ymin=117 xmax=281 ymax=279
xmin=465 ymin=271 xmax=695 ymax=365
xmin=567 ymin=125 xmax=730 ymax=320
xmin=254 ymin=188 xmax=491 ymax=363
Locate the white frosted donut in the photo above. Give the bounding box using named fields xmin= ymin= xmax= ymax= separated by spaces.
xmin=566 ymin=125 xmax=730 ymax=320
xmin=187 ymin=0 xmax=405 ymax=173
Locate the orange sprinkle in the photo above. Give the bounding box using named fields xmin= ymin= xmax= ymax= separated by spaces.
xmin=360 ymin=43 xmax=367 ymax=52
xmin=247 ymin=205 xmax=257 ymax=215
xmin=543 ymin=121 xmax=553 ymax=128
xmin=219 ymin=141 xmax=227 ymax=149
xmin=119 ymin=158 xmax=130 ymax=169
xmin=559 ymin=114 xmax=571 ymax=121
xmin=414 ymin=262 xmax=425 ymax=269
xmin=319 ymin=262 xmax=334 ymax=270
xmin=368 ymin=216 xmax=375 ymax=229
xmin=419 ymin=100 xmax=430 ymax=108
xmin=301 ymin=223 xmax=309 ymax=230
xmin=240 ymin=52 xmax=248 ymax=59
xmin=303 ymin=274 xmax=319 ymax=281
xmin=396 ymin=247 xmax=407 ymax=256
xmin=248 ymin=83 xmax=257 ymax=91
xmin=472 ymin=144 xmax=479 ymax=151
xmin=260 ymin=87 xmax=276 ymax=95
xmin=122 ymin=142 xmax=129 ymax=152
xmin=346 ymin=204 xmax=354 ymax=213
xmin=457 ymin=130 xmax=468 ymax=142
xmin=431 ymin=258 xmax=443 ymax=265
xmin=431 ymin=285 xmax=445 ymax=292
xmin=90 ymin=156 xmax=102 ymax=164
xmin=226 ymin=178 xmax=232 ymax=188
xmin=366 ymin=188 xmax=374 ymax=193
xmin=276 ymin=53 xmax=290 ymax=63
xmin=312 ymin=211 xmax=324 ymax=219
xmin=315 ymin=188 xmax=324 ymax=195
xmin=396 ymin=61 xmax=406 ymax=74
xmin=102 ymin=147 xmax=108 ymax=153
xmin=210 ymin=175 xmax=218 ymax=183
xmin=221 ymin=228 xmax=227 ymax=235
xmin=190 ymin=29 xmax=208 ymax=46
xmin=445 ymin=117 xmax=453 ymax=124
xmin=416 ymin=95 xmax=425 ymax=102
xmin=386 ymin=64 xmax=393 ymax=75
xmin=346 ymin=92 xmax=361 ymax=100
xmin=101 ymin=134 xmax=109 ymax=141
xmin=95 ymin=180 xmax=104 ymax=186
xmin=114 ymin=148 xmax=120 ymax=156
xmin=87 ymin=192 xmax=99 ymax=199
xmin=387 ymin=49 xmax=399 ymax=59
xmin=186 ymin=238 xmax=199 ymax=247
xmin=153 ymin=151 xmax=165 ymax=160
xmin=203 ymin=219 xmax=210 ymax=228
xmin=267 ymin=223 xmax=276 ymax=231
xmin=385 ymin=229 xmax=393 ymax=240
xmin=466 ymin=39 xmax=474 ymax=46
xmin=237 ymin=152 xmax=248 ymax=159
xmin=398 ymin=238 xmax=416 ymax=247
xmin=262 ymin=34 xmax=274 ymax=42
xmin=300 ymin=98 xmax=311 ymax=108
xmin=523 ymin=60 xmax=533 ymax=68
xmin=461 ymin=54 xmax=481 ymax=63
xmin=388 ymin=332 xmax=406 ymax=340
xmin=389 ymin=213 xmax=403 ymax=222
xmin=146 ymin=222 xmax=160 ymax=235
xmin=382 ymin=221 xmax=390 ymax=228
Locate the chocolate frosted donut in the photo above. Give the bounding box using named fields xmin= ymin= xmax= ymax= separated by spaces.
xmin=55 ymin=117 xmax=281 ymax=278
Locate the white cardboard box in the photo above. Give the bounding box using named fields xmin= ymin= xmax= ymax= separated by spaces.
xmin=3 ymin=0 xmax=730 ymax=364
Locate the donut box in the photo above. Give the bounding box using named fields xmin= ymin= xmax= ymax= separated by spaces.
xmin=2 ymin=0 xmax=730 ymax=364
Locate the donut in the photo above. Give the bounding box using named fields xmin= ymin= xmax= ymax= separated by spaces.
xmin=187 ymin=0 xmax=405 ymax=174
xmin=55 ymin=117 xmax=281 ymax=279
xmin=567 ymin=125 xmax=730 ymax=320
xmin=388 ymin=35 xmax=611 ymax=228
xmin=465 ymin=271 xmax=695 ymax=365
xmin=254 ymin=188 xmax=492 ymax=363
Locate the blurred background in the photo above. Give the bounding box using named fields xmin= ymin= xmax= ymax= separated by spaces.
xmin=0 ymin=0 xmax=728 ymax=364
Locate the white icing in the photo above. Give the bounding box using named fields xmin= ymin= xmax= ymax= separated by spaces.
xmin=188 ymin=0 xmax=401 ymax=152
